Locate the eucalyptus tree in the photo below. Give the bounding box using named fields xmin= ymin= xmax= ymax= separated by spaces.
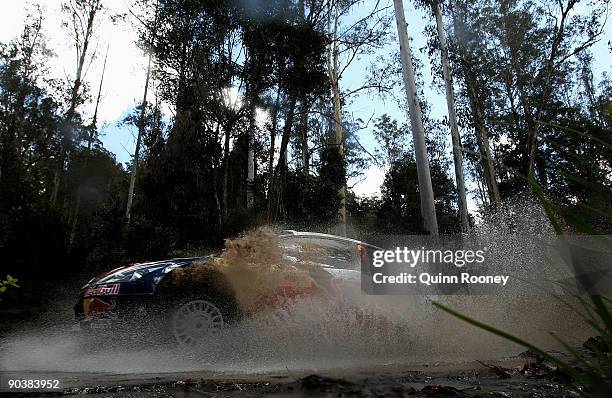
xmin=323 ymin=0 xmax=392 ymax=235
xmin=393 ymin=0 xmax=439 ymax=235
xmin=126 ymin=0 xmax=159 ymax=223
xmin=265 ymin=11 xmax=329 ymax=222
xmin=0 ymin=5 xmax=53 ymax=188
xmin=448 ymin=0 xmax=502 ymax=207
xmin=514 ymin=0 xmax=610 ymax=181
xmin=69 ymin=45 xmax=109 ymax=247
xmin=238 ymin=2 xmax=281 ymax=210
xmin=430 ymin=0 xmax=468 ymax=232
xmin=412 ymin=0 xmax=469 ymax=229
xmin=52 ymin=0 xmax=103 ymax=204
xmin=449 ymin=0 xmax=610 ymax=203
xmin=0 ymin=5 xmax=66 ymax=225
xmin=138 ymin=0 xmax=240 ymax=238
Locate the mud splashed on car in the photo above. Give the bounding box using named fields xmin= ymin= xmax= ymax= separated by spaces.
xmin=165 ymin=227 xmax=334 ymax=316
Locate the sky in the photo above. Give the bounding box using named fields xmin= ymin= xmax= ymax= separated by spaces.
xmin=1 ymin=0 xmax=611 ymax=207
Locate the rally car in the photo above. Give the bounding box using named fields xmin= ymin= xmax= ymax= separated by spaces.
xmin=74 ymin=230 xmax=379 ymax=346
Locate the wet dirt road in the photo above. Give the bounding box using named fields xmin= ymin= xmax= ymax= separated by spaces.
xmin=0 ymin=355 xmax=577 ymax=397
xmin=0 ymin=294 xmax=590 ymax=397
xmin=1 ymin=294 xmax=593 ymax=396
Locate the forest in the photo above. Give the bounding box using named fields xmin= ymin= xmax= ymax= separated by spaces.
xmin=0 ymin=0 xmax=610 ymax=304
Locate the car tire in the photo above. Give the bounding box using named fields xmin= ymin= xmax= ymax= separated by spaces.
xmin=150 ymin=291 xmax=239 ymax=347
xmin=151 ymin=267 xmax=241 ymax=347
xmin=168 ymin=296 xmax=225 ymax=347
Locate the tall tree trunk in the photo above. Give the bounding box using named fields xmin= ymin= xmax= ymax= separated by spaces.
xmin=451 ymin=1 xmax=501 ymax=208
xmin=267 ymin=88 xmax=281 ymax=212
xmin=222 ymin=119 xmax=233 ymax=220
xmin=393 ymin=0 xmax=439 ymax=235
xmin=212 ymin=124 xmax=222 ymax=230
xmin=332 ymin=83 xmax=346 ymax=236
xmin=269 ymin=95 xmax=297 ymax=221
xmin=69 ymin=45 xmax=109 ymax=248
xmin=433 ymin=0 xmax=469 ymax=233
xmin=246 ymin=93 xmax=256 ymax=209
xmin=299 ymin=100 xmax=310 ymax=174
xmin=88 ymin=44 xmax=109 ymax=151
xmin=465 ymin=78 xmax=501 ymax=208
xmin=328 ymin=0 xmax=347 ymax=236
xmin=126 ymin=2 xmax=158 ymax=222
xmin=475 ymin=166 xmax=488 ymax=207
xmin=126 ymin=51 xmax=153 ymax=222
xmin=298 ymin=0 xmax=309 ymax=176
xmin=51 ymin=0 xmax=99 ymax=204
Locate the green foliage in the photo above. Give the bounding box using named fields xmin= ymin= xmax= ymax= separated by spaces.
xmin=363 ymin=114 xmax=461 ymax=233
xmin=378 ymin=153 xmax=424 ymax=233
xmin=373 ymin=152 xmax=460 ymax=234
xmin=0 ymin=275 xmax=20 ymax=294
xmin=284 ymin=168 xmax=343 ymax=228
xmin=445 ymin=0 xmax=610 ymax=203
xmin=373 ymin=114 xmax=409 ymax=167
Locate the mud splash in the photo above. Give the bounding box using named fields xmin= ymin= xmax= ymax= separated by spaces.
xmin=0 ymin=197 xmax=596 ymax=375
xmin=167 ymin=227 xmax=335 ymax=315
xmin=0 ymin=293 xmax=590 ymax=375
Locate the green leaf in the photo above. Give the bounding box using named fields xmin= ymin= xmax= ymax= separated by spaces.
xmin=3 ymin=275 xmax=19 ymax=288
xmin=590 ymin=295 xmax=612 ymax=334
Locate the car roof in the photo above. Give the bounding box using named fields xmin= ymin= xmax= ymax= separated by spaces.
xmin=116 ymin=233 xmax=379 ymax=271
xmin=279 ymin=230 xmax=381 ymax=250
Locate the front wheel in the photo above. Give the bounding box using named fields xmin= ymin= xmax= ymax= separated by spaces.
xmin=170 ymin=298 xmax=226 ymax=346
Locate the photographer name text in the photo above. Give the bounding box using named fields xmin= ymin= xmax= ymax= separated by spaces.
xmin=370 ymin=247 xmax=509 ymax=286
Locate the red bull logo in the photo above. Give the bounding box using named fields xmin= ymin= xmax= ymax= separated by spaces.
xmin=83 ymin=297 xmax=117 ymax=319
xmin=84 ymin=283 xmax=120 ymax=297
